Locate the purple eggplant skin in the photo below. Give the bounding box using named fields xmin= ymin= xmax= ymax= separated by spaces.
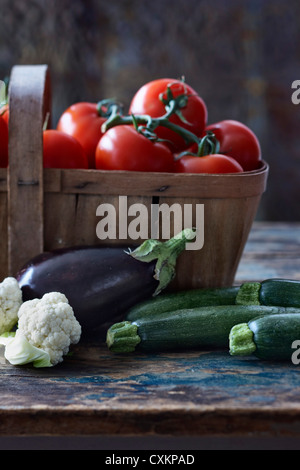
xmin=16 ymin=245 xmax=158 ymax=336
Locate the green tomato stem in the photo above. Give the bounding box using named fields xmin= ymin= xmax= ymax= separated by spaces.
xmin=174 ymin=132 xmax=221 ymax=161
xmin=197 ymin=132 xmax=220 ymax=157
xmin=99 ymin=86 xmax=221 ymax=155
xmin=101 ymin=111 xmax=200 ymax=147
xmin=96 ymin=99 xmax=123 ymax=118
xmin=100 ymin=85 xmax=202 ymax=146
xmin=99 ymin=78 xmax=206 ymax=149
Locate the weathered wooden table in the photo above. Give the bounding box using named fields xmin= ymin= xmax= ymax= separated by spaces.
xmin=1 ymin=221 xmax=300 ymax=449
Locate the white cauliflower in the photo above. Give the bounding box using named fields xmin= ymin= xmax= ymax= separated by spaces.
xmin=0 ymin=292 xmax=81 ymax=367
xmin=18 ymin=292 xmax=81 ymax=366
xmin=0 ymin=277 xmax=23 ymax=334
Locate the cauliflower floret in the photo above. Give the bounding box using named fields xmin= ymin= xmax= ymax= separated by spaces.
xmin=17 ymin=292 xmax=81 ymax=366
xmin=0 ymin=277 xmax=23 ymax=334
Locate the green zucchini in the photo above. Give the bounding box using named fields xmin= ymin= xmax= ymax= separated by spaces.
xmin=126 ymin=279 xmax=300 ymax=322
xmin=126 ymin=286 xmax=239 ymax=322
xmin=236 ymin=278 xmax=300 ymax=308
xmin=229 ymin=313 xmax=300 ymax=361
xmin=107 ymin=305 xmax=300 ymax=353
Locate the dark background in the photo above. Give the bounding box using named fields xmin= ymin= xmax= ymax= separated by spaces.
xmin=1 ymin=0 xmax=300 ymax=221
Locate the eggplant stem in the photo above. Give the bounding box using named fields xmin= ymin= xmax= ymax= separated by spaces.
xmin=127 ymin=228 xmax=196 ymax=295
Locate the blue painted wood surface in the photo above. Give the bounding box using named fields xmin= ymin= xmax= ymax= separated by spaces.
xmin=1 ymin=221 xmax=300 ymax=437
xmin=236 ymin=221 xmax=300 ymax=281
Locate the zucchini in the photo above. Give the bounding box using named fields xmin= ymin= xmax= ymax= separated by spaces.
xmin=107 ymin=305 xmax=300 ymax=353
xmin=236 ymin=279 xmax=300 ymax=308
xmin=229 ymin=313 xmax=300 ymax=361
xmin=126 ymin=286 xmax=239 ymax=322
xmin=127 ymin=278 xmax=300 ymax=322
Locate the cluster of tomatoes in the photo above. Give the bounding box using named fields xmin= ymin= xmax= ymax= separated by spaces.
xmin=0 ymin=77 xmax=262 ymax=173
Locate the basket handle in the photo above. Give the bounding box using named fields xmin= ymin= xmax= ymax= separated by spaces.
xmin=8 ymin=64 xmax=51 ymax=275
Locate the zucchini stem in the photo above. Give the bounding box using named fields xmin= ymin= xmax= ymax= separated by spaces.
xmin=107 ymin=321 xmax=140 ymax=353
xmin=229 ymin=323 xmax=257 ymax=356
xmin=235 ymin=282 xmax=261 ymax=306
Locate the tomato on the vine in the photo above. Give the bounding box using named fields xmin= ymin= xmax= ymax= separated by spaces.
xmin=0 ymin=114 xmax=8 ymax=168
xmin=43 ymin=130 xmax=88 ymax=169
xmin=205 ymin=120 xmax=261 ymax=171
xmin=175 ymin=153 xmax=244 ymax=174
xmin=95 ymin=125 xmax=175 ymax=173
xmin=57 ymin=102 xmax=106 ymax=168
xmin=129 ymin=78 xmax=207 ymax=153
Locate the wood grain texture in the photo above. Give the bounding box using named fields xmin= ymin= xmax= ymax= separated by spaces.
xmin=236 ymin=221 xmax=300 ymax=282
xmin=44 ymin=162 xmax=268 ymax=198
xmin=0 ymin=193 xmax=8 ymax=281
xmin=7 ymin=65 xmax=50 ymax=275
xmin=168 ymin=194 xmax=263 ymax=289
xmin=1 ymin=343 xmax=300 ymax=437
xmin=1 ymin=158 xmax=268 ymax=280
xmin=0 ymin=169 xmax=6 ymax=192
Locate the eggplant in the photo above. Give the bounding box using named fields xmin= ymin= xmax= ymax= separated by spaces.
xmin=16 ymin=229 xmax=195 ymax=336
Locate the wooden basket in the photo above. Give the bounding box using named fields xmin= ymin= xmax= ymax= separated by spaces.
xmin=0 ymin=64 xmax=268 ymax=289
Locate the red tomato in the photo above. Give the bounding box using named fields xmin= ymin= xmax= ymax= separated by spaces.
xmin=175 ymin=154 xmax=243 ymax=174
xmin=57 ymin=102 xmax=106 ymax=168
xmin=0 ymin=104 xmax=9 ymax=125
xmin=0 ymin=114 xmax=8 ymax=168
xmin=95 ymin=125 xmax=175 ymax=172
xmin=205 ymin=120 xmax=261 ymax=171
xmin=129 ymin=78 xmax=207 ymax=153
xmin=43 ymin=130 xmax=88 ymax=169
